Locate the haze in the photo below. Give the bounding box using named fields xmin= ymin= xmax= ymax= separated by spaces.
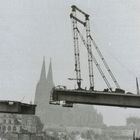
xmin=0 ymin=0 xmax=140 ymax=126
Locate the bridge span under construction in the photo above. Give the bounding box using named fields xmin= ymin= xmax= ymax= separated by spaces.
xmin=50 ymin=5 xmax=140 ymax=109
xmin=51 ymin=88 xmax=140 ymax=108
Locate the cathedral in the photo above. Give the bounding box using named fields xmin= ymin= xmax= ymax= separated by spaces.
xmin=34 ymin=58 xmax=104 ymax=128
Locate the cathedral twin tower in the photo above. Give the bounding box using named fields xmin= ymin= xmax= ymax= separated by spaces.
xmin=34 ymin=58 xmax=104 ymax=128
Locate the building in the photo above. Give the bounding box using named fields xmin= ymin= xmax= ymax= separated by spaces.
xmin=34 ymin=58 xmax=104 ymax=128
xmin=104 ymin=126 xmax=133 ymax=140
xmin=126 ymin=117 xmax=140 ymax=128
xmin=0 ymin=113 xmax=43 ymax=133
xmin=0 ymin=114 xmax=21 ymax=134
xmin=102 ymin=116 xmax=140 ymax=140
xmin=34 ymin=58 xmax=63 ymax=126
xmin=21 ymin=115 xmax=43 ymax=133
xmin=0 ymin=113 xmax=44 ymax=140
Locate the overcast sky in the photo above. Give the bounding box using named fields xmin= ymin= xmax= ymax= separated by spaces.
xmin=0 ymin=0 xmax=140 ymax=126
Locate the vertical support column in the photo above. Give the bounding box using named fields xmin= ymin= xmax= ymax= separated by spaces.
xmin=71 ymin=6 xmax=81 ymax=89
xmin=85 ymin=15 xmax=94 ymax=90
xmin=136 ymin=77 xmax=140 ymax=95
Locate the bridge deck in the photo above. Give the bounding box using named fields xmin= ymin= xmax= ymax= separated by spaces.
xmin=0 ymin=101 xmax=36 ymax=114
xmin=51 ymin=88 xmax=140 ymax=108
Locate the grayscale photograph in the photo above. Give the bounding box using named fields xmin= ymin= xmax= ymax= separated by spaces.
xmin=0 ymin=0 xmax=139 ymax=140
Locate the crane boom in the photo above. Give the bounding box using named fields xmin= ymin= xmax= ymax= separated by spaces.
xmin=70 ymin=7 xmax=82 ymax=89
xmin=77 ymin=28 xmax=112 ymax=91
xmin=90 ymin=35 xmax=120 ymax=89
xmin=85 ymin=15 xmax=94 ymax=90
xmin=136 ymin=77 xmax=140 ymax=95
xmin=71 ymin=5 xmax=89 ymax=17
xmin=70 ymin=5 xmax=94 ymax=90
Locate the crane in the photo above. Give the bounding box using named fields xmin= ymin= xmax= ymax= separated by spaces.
xmin=70 ymin=5 xmax=121 ymax=91
xmin=50 ymin=5 xmax=140 ymax=108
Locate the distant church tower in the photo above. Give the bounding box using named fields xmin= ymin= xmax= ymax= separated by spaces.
xmin=34 ymin=58 xmax=63 ymax=126
xmin=34 ymin=57 xmax=104 ymax=128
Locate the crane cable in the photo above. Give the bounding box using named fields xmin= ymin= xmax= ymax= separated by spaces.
xmin=89 ymin=35 xmax=120 ymax=89
xmin=77 ymin=28 xmax=112 ymax=91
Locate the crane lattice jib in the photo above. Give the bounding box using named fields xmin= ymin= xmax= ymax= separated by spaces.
xmin=85 ymin=16 xmax=94 ymax=90
xmin=77 ymin=28 xmax=112 ymax=91
xmin=71 ymin=5 xmax=95 ymax=90
xmin=71 ymin=5 xmax=89 ymax=17
xmin=70 ymin=7 xmax=82 ymax=89
xmin=89 ymin=35 xmax=120 ymax=89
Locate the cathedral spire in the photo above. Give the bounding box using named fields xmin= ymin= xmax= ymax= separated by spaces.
xmin=40 ymin=56 xmax=46 ymax=81
xmin=46 ymin=58 xmax=54 ymax=86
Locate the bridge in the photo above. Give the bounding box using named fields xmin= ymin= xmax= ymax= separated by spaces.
xmin=51 ymin=88 xmax=140 ymax=108
xmin=0 ymin=100 xmax=36 ymax=114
